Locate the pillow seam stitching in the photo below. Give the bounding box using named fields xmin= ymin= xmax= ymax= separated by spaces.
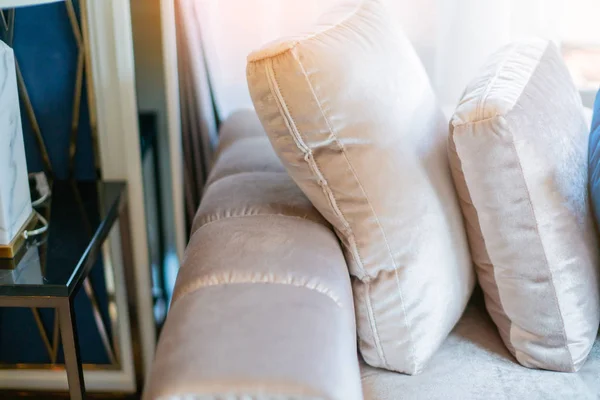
xmin=190 ymin=214 xmax=326 ymax=243
xmin=172 ymin=276 xmax=344 ymax=309
xmin=485 ymin=41 xmax=551 ymax=119
xmin=263 ymin=58 xmax=366 ymax=276
xmin=291 ymin=49 xmax=418 ymax=373
xmin=476 ymin=41 xmax=522 ymax=121
xmin=263 ymin=55 xmax=393 ymax=370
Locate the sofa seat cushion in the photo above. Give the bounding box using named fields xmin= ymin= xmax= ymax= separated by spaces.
xmin=361 ymin=292 xmax=600 ymax=400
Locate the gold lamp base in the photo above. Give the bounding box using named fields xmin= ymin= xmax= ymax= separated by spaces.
xmin=0 ymin=213 xmax=38 ymax=268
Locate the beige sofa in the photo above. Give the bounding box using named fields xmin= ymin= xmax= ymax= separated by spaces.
xmin=144 ymin=110 xmax=600 ymax=400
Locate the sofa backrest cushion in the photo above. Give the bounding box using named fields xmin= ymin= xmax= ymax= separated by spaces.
xmin=247 ymin=0 xmax=474 ymax=374
xmin=449 ymin=39 xmax=600 ymax=372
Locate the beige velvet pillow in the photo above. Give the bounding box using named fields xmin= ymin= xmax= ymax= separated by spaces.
xmin=247 ymin=0 xmax=474 ymax=374
xmin=449 ymin=39 xmax=600 ymax=372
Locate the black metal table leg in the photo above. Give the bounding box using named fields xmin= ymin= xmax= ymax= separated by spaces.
xmin=59 ymin=298 xmax=86 ymax=400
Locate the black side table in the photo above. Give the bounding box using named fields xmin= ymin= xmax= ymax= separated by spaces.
xmin=0 ymin=181 xmax=131 ymax=400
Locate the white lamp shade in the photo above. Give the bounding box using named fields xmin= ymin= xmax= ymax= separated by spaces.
xmin=0 ymin=0 xmax=62 ymax=8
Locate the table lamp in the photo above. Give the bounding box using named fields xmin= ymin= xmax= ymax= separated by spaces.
xmin=0 ymin=0 xmax=61 ymax=260
xmin=0 ymin=40 xmax=35 ymax=260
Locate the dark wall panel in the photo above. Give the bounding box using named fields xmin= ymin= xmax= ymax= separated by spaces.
xmin=12 ymin=1 xmax=95 ymax=180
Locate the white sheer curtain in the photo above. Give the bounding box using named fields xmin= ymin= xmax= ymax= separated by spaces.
xmin=190 ymin=0 xmax=599 ymax=118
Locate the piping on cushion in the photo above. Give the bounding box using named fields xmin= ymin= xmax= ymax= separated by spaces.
xmin=171 ymin=271 xmax=344 ymax=308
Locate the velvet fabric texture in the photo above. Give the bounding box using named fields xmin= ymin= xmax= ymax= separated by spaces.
xmin=449 ymin=39 xmax=600 ymax=372
xmin=247 ymin=0 xmax=474 ymax=374
xmin=361 ymin=293 xmax=600 ymax=400
xmin=146 ymin=110 xmax=600 ymax=400
xmin=144 ymin=112 xmax=362 ymax=400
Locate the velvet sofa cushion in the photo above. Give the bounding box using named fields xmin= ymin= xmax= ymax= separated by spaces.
xmin=449 ymin=39 xmax=600 ymax=372
xmin=145 ymin=114 xmax=362 ymax=400
xmin=361 ymin=292 xmax=600 ymax=400
xmin=246 ymin=0 xmax=474 ymax=374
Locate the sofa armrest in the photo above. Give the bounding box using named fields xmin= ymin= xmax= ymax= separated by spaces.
xmin=143 ymin=171 xmax=362 ymax=400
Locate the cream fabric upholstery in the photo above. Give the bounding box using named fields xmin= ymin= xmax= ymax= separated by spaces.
xmin=146 ymin=109 xmax=600 ymax=400
xmin=205 ymin=136 xmax=286 ymax=187
xmin=449 ymin=39 xmax=600 ymax=372
xmin=144 ymin=116 xmax=361 ymax=400
xmin=192 ymin=171 xmax=328 ymax=236
xmin=205 ymin=108 xmax=285 ymax=188
xmin=361 ymin=292 xmax=600 ymax=400
xmin=215 ymin=109 xmax=265 ymax=156
xmin=247 ymin=0 xmax=473 ymax=374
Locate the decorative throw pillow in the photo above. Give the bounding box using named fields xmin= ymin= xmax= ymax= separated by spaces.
xmin=247 ymin=0 xmax=474 ymax=374
xmin=589 ymin=90 xmax=600 ymax=229
xmin=449 ymin=39 xmax=600 ymax=372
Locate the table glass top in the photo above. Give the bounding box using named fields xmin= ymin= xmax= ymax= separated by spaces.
xmin=0 ymin=181 xmax=125 ymax=297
